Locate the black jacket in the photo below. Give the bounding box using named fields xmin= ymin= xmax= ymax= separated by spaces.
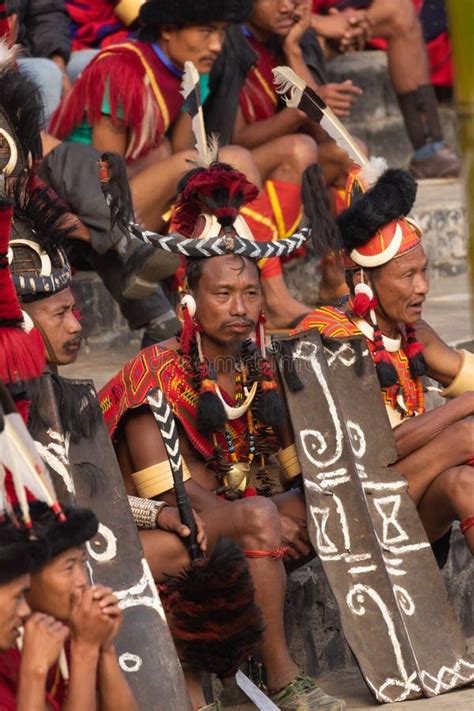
xmin=16 ymin=0 xmax=71 ymax=62
xmin=205 ymin=25 xmax=327 ymax=145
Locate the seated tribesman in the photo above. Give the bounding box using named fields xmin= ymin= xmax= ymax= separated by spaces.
xmin=7 ymin=186 xmax=208 ymax=554
xmin=99 ymin=162 xmax=346 ymax=711
xmin=50 ymin=0 xmax=311 ymax=328
xmin=0 ymin=40 xmax=181 ymax=345
xmin=211 ymin=0 xmax=356 ymax=190
xmin=205 ymin=0 xmax=356 ymax=302
xmin=310 ymin=0 xmax=459 ymax=179
xmin=0 ymin=499 xmax=139 ymax=710
xmin=291 ymin=161 xmax=474 ymax=564
xmin=8 ymin=191 xmax=267 ymax=711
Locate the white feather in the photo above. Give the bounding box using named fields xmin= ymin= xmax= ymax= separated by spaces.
xmin=1 ymin=414 xmax=56 ymax=506
xmin=0 ymin=40 xmax=17 ymax=68
xmin=358 ymin=156 xmax=388 ymax=188
xmin=273 ymin=65 xmax=367 ymax=167
xmin=181 ymin=61 xmax=213 ymax=167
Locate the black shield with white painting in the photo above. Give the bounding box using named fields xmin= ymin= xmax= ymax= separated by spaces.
xmin=275 ymin=329 xmax=473 ymax=702
xmin=32 ymin=374 xmax=192 ymax=711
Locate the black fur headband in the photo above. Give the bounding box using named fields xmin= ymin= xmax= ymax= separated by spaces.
xmin=337 ymin=169 xmax=417 ymax=253
xmin=139 ymin=0 xmax=254 ymax=30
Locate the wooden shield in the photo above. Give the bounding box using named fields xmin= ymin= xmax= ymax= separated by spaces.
xmin=33 ymin=374 xmax=192 ymax=711
xmin=275 ymin=329 xmax=474 ymax=703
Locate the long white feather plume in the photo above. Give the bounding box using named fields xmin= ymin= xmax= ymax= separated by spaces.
xmin=0 ymin=39 xmax=17 ymax=68
xmin=180 ymin=60 xmax=219 ymax=167
xmin=272 ymin=65 xmax=367 ymax=167
xmin=0 ymin=413 xmax=58 ymax=522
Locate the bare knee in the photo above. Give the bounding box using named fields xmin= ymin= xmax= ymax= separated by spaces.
xmin=220 ymin=144 xmax=262 ymax=188
xmin=447 ymin=419 xmax=474 ymax=461
xmin=438 ymin=465 xmax=473 ymax=507
xmin=236 ymin=497 xmax=281 ymax=550
xmin=378 ymin=0 xmax=420 ymax=37
xmin=284 ymin=134 xmax=318 ymax=173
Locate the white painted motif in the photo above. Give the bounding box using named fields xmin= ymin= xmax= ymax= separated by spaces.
xmin=347 ymin=421 xmax=366 ymax=459
xmin=294 ymin=341 xmax=343 ymax=468
xmin=115 ymin=558 xmax=166 ymax=623
xmin=347 ymin=584 xmax=418 ymax=700
xmin=86 ymin=523 xmax=117 ymax=563
xmin=119 ymin=653 xmax=143 ymax=673
xmin=421 ymin=658 xmax=474 ymax=695
xmin=309 ymin=505 xmax=338 ymax=554
xmin=348 ymin=565 xmax=377 ymax=575
xmin=393 ymin=586 xmax=415 ymax=616
xmin=35 ymin=429 xmax=74 ymax=493
xmin=373 ymin=495 xmax=409 ymax=545
xmin=325 ymin=342 xmax=356 ymax=368
xmin=366 ymin=672 xmax=421 ymax=704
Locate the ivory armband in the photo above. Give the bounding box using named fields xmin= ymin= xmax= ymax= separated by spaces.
xmin=441 ymin=350 xmax=474 ymax=398
xmin=128 ymin=496 xmax=168 ymax=529
xmin=131 ymin=459 xmax=191 ymax=498
xmin=276 ymin=443 xmax=301 ymax=480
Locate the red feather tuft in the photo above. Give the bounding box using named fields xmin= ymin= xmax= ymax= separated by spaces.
xmin=173 ymin=164 xmax=259 ymax=233
xmin=352 ymin=292 xmax=377 ymax=318
xmin=0 ymin=327 xmax=45 ymax=384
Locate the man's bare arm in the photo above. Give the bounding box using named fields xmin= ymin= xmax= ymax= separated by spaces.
xmin=231 ymin=105 xmax=304 ymax=148
xmin=414 ymin=320 xmax=463 ymax=386
xmin=394 ymin=391 xmax=474 ymax=459
xmin=123 ymin=408 xmax=224 ymax=512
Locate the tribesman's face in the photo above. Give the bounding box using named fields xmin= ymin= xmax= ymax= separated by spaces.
xmin=0 ymin=575 xmax=31 ymax=650
xmin=27 ymin=547 xmax=88 ymax=623
xmin=249 ymin=0 xmax=300 ymax=37
xmin=192 ymin=255 xmax=262 ymax=348
xmin=23 ymin=287 xmax=82 ymax=366
xmin=161 ymin=22 xmax=229 ymax=74
xmin=370 ymin=244 xmax=430 ymax=328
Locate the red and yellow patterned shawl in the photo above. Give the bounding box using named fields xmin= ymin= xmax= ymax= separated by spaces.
xmin=291 ymin=307 xmax=420 ymax=416
xmin=99 ymin=345 xmax=258 ymax=467
xmin=240 ymin=36 xmax=278 ymax=124
xmin=50 ymin=41 xmax=183 ymax=161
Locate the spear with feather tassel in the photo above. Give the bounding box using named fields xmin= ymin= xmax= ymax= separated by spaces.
xmin=146 ymin=388 xmax=264 ymax=679
xmin=180 ymin=60 xmax=219 ymax=167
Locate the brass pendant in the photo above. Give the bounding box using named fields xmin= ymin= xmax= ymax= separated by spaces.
xmin=224 ymin=462 xmax=251 ymax=493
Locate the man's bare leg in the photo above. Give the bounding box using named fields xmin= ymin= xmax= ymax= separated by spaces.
xmin=395 ymin=419 xmax=473 ymax=504
xmin=129 ymin=146 xmax=263 ymax=232
xmin=417 ymin=465 xmax=474 ymax=553
xmin=365 ymin=0 xmax=459 ymax=177
xmin=252 ymin=133 xmax=318 ymax=184
xmin=366 ymin=0 xmax=429 ymax=93
xmin=200 ymin=497 xmax=299 ymax=689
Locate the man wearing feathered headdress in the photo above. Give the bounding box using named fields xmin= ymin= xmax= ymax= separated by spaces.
xmin=292 ymin=159 xmax=474 ymax=566
xmin=49 ymin=0 xmax=316 ymax=329
xmin=99 ymin=159 xmax=346 ymax=711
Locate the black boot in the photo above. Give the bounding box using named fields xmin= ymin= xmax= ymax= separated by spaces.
xmin=398 ymin=85 xmax=460 ymax=178
xmin=141 ymin=285 xmax=180 ymax=347
xmin=116 ymin=232 xmax=179 ymax=300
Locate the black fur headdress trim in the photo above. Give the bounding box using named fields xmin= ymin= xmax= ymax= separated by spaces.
xmin=0 ymin=60 xmax=43 ymax=177
xmin=27 ymin=376 xmax=101 ymax=443
xmin=0 ymin=521 xmax=50 ymax=583
xmin=9 ymin=187 xmax=74 ymax=299
xmin=139 ymin=0 xmax=254 ymax=32
xmin=29 ymin=502 xmax=99 ymax=558
xmin=337 ymin=169 xmax=417 ymax=252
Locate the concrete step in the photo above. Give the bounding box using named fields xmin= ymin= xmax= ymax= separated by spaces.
xmin=326 ymin=51 xmax=458 ymax=166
